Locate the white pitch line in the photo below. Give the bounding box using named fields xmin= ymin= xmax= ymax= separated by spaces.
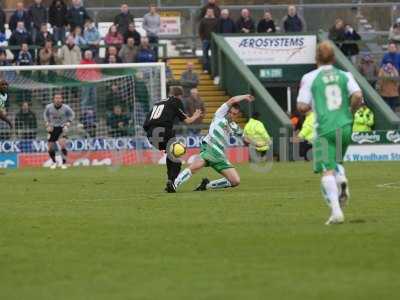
xmin=376 ymin=182 xmax=400 ymax=189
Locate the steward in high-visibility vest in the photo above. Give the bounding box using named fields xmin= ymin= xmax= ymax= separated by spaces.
xmin=298 ymin=111 xmax=315 ymax=143
xmin=353 ymin=104 xmax=374 ymax=132
xmin=243 ymin=112 xmax=271 ymax=153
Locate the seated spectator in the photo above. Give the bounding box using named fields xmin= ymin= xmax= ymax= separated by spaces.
xmin=0 ymin=49 xmax=11 ymax=66
xmin=180 ymin=62 xmax=199 ymax=97
xmin=328 ymin=18 xmax=346 ymax=47
xmin=257 ymin=11 xmax=276 ymax=33
xmin=236 ymin=8 xmax=255 ymax=33
xmin=282 ymin=5 xmax=305 ymax=33
xmin=381 ymin=42 xmax=400 ymax=71
xmin=66 ymin=0 xmax=90 ymax=31
xmin=341 ymin=24 xmax=361 ymax=64
xmin=15 ymin=101 xmax=37 ymax=139
xmin=135 ymin=37 xmax=156 ymax=63
xmin=57 ymin=34 xmax=81 ymax=65
xmin=377 ymin=63 xmax=400 ymax=112
xmin=184 ymin=88 xmax=205 ymax=134
xmin=104 ymin=24 xmax=124 ymax=48
xmin=16 ymin=43 xmax=33 ymax=66
xmin=358 ymin=54 xmax=378 ymax=87
xmin=77 ymin=50 xmax=101 ymax=109
xmin=36 ymin=23 xmax=54 ymax=47
xmin=243 ymin=112 xmax=271 ymax=160
xmin=29 ymin=0 xmax=48 ymax=44
xmin=199 ymin=8 xmax=218 ymax=73
xmin=0 ymin=5 xmax=5 ymax=34
xmin=353 ymin=104 xmax=374 ymax=132
xmin=389 ymin=18 xmax=400 ymax=44
xmin=118 ymin=37 xmax=137 ymax=63
xmin=106 ymin=83 xmax=126 ymax=112
xmin=216 ymin=9 xmax=236 ymax=34
xmin=73 ymin=26 xmax=87 ymax=48
xmin=38 ymin=40 xmax=56 ymax=65
xmin=123 ymin=22 xmax=141 ymax=45
xmin=107 ymin=55 xmax=118 ymax=64
xmin=107 ymin=105 xmax=129 ymax=137
xmin=114 ymin=4 xmax=134 ymax=36
xmin=9 ymin=21 xmax=32 ymax=58
xmin=104 ymin=46 xmax=122 ymax=63
xmin=9 ymin=2 xmax=31 ymax=32
xmin=199 ymin=0 xmax=220 ymax=20
xmin=83 ymin=19 xmax=101 ymax=58
xmin=49 ymin=0 xmax=68 ymax=45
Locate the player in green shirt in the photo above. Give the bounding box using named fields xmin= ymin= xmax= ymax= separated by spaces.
xmin=0 ymin=80 xmax=13 ymax=128
xmin=297 ymin=41 xmax=363 ymax=225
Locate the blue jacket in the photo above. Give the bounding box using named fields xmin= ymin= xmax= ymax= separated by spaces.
xmin=84 ymin=27 xmax=100 ymax=45
xmin=381 ymin=52 xmax=400 ymax=71
xmin=136 ymin=48 xmax=156 ymax=63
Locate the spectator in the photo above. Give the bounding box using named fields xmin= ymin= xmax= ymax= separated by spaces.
xmin=180 ymin=62 xmax=199 ymax=97
xmin=353 ymin=104 xmax=374 ymax=132
xmin=282 ymin=5 xmax=305 ymax=33
xmin=135 ymin=37 xmax=156 ymax=63
xmin=15 ymin=101 xmax=37 ymax=139
xmin=114 ymin=4 xmax=134 ymax=36
xmin=104 ymin=45 xmax=122 ymax=63
xmin=9 ymin=21 xmax=32 ymax=58
xmin=329 ymin=18 xmax=346 ymax=47
xmin=66 ymin=0 xmax=90 ymax=31
xmin=73 ymin=26 xmax=87 ymax=48
xmin=84 ymin=19 xmax=100 ymax=58
xmin=184 ymin=88 xmax=205 ymax=134
xmin=377 ymin=63 xmax=400 ymax=112
xmin=124 ymin=22 xmax=141 ymax=45
xmin=28 ymin=0 xmax=48 ymax=44
xmin=236 ymin=8 xmax=255 ymax=33
xmin=77 ymin=50 xmax=101 ymax=109
xmin=389 ymin=18 xmax=400 ymax=44
xmin=118 ymin=37 xmax=137 ymax=63
xmin=358 ymin=54 xmax=378 ymax=87
xmin=107 ymin=105 xmax=129 ymax=137
xmin=0 ymin=49 xmax=11 ymax=66
xmin=381 ymin=42 xmax=400 ymax=71
xmin=104 ymin=24 xmax=124 ymax=48
xmin=49 ymin=0 xmax=68 ymax=45
xmin=341 ymin=24 xmax=361 ymax=64
xmin=199 ymin=0 xmax=221 ymax=20
xmin=36 ymin=23 xmax=54 ymax=47
xmin=143 ymin=4 xmax=160 ymax=61
xmin=163 ymin=58 xmax=174 ymax=81
xmin=257 ymin=11 xmax=276 ymax=33
xmin=199 ymin=8 xmax=217 ymax=73
xmin=106 ymin=83 xmax=126 ymax=112
xmin=80 ymin=108 xmax=97 ymax=137
xmin=216 ymin=9 xmax=236 ymax=34
xmin=243 ymin=112 xmax=271 ymax=160
xmin=16 ymin=43 xmax=33 ymax=66
xmin=57 ymin=34 xmax=81 ymax=64
xmin=38 ymin=40 xmax=56 ymax=65
xmin=0 ymin=5 xmax=5 ymax=34
xmin=9 ymin=2 xmax=32 ymax=32
xmin=134 ymin=72 xmax=150 ymax=122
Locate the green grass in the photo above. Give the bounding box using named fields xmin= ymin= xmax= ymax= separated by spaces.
xmin=0 ymin=162 xmax=399 ymax=299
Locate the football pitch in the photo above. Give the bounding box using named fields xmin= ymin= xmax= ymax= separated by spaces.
xmin=1 ymin=162 xmax=399 ymax=299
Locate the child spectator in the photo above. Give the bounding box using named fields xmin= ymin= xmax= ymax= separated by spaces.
xmin=49 ymin=0 xmax=68 ymax=45
xmin=236 ymin=8 xmax=255 ymax=33
xmin=257 ymin=11 xmax=276 ymax=33
xmin=16 ymin=43 xmax=33 ymax=66
xmin=104 ymin=24 xmax=124 ymax=48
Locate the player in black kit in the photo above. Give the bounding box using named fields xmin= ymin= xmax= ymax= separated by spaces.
xmin=143 ymin=86 xmax=202 ymax=191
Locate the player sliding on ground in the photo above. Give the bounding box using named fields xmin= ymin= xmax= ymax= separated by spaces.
xmin=297 ymin=41 xmax=363 ymax=225
xmin=168 ymin=94 xmax=254 ymax=193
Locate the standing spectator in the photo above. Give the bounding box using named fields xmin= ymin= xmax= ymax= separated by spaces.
xmin=180 ymin=62 xmax=199 ymax=97
xmin=282 ymin=5 xmax=305 ymax=33
xmin=236 ymin=8 xmax=255 ymax=33
xmin=49 ymin=0 xmax=68 ymax=45
xmin=381 ymin=42 xmax=400 ymax=71
xmin=9 ymin=2 xmax=32 ymax=32
xmin=0 ymin=5 xmax=6 ymax=34
xmin=118 ymin=37 xmax=137 ymax=63
xmin=77 ymin=50 xmax=101 ymax=109
xmin=38 ymin=40 xmax=56 ymax=65
xmin=28 ymin=0 xmax=48 ymax=44
xmin=84 ymin=19 xmax=100 ymax=58
xmin=341 ymin=24 xmax=361 ymax=64
xmin=36 ymin=23 xmax=54 ymax=47
xmin=16 ymin=43 xmax=33 ymax=66
xmin=124 ymin=22 xmax=141 ymax=45
xmin=107 ymin=105 xmax=129 ymax=137
xmin=377 ymin=63 xmax=400 ymax=112
xmin=73 ymin=26 xmax=87 ymax=48
xmin=66 ymin=0 xmax=90 ymax=31
xmin=15 ymin=101 xmax=37 ymax=139
xmin=216 ymin=9 xmax=236 ymax=34
xmin=143 ymin=4 xmax=160 ymax=61
xmin=199 ymin=8 xmax=217 ymax=73
xmin=199 ymin=0 xmax=220 ymax=20
xmin=114 ymin=4 xmax=134 ymax=36
xmin=104 ymin=46 xmax=122 ymax=63
xmin=184 ymin=88 xmax=205 ymax=134
xmin=257 ymin=11 xmax=276 ymax=33
xmin=80 ymin=108 xmax=97 ymax=137
xmin=328 ymin=18 xmax=346 ymax=47
xmin=9 ymin=21 xmax=32 ymax=58
xmin=389 ymin=18 xmax=400 ymax=44
xmin=358 ymin=54 xmax=378 ymax=87
xmin=135 ymin=37 xmax=156 ymax=63
xmin=57 ymin=35 xmax=81 ymax=65
xmin=104 ymin=24 xmax=124 ymax=48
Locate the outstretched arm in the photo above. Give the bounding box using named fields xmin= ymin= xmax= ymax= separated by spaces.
xmin=183 ymin=109 xmax=202 ymax=124
xmin=226 ymin=94 xmax=255 ymax=107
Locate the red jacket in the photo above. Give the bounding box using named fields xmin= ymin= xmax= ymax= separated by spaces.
xmin=76 ymin=59 xmax=102 ymax=82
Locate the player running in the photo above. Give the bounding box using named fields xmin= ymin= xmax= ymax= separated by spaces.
xmin=168 ymin=94 xmax=254 ymax=193
xmin=44 ymin=93 xmax=75 ymax=170
xmin=297 ymin=41 xmax=363 ymax=225
xmin=143 ymin=86 xmax=202 ymax=191
xmin=0 ymin=80 xmax=13 ymax=128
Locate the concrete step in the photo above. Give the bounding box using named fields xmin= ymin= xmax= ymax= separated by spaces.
xmin=202 ymin=95 xmax=229 ymax=102
xmin=199 ymin=90 xmax=226 ymax=96
xmin=171 ymin=65 xmax=203 ymax=71
xmin=169 ymin=58 xmax=200 ymax=64
xmin=198 ymin=85 xmax=220 ymax=91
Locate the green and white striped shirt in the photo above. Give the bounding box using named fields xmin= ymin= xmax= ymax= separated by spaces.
xmin=0 ymin=92 xmax=8 ymax=110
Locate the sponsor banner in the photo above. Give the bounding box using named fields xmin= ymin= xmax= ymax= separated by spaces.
xmin=224 ymin=35 xmax=317 ymax=65
xmin=159 ymin=16 xmax=181 ymax=36
xmin=18 ymin=148 xmax=249 ymax=168
xmin=0 ymin=153 xmax=18 ymax=169
xmin=345 ymin=145 xmax=400 ymax=161
xmin=351 ymin=130 xmax=400 ymax=145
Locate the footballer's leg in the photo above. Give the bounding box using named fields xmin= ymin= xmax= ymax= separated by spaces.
xmin=335 ymin=125 xmax=352 ymax=208
xmin=59 ymin=137 xmax=68 ymax=169
xmin=48 ymin=141 xmax=57 ymax=169
xmin=203 ymin=168 xmax=240 ymax=190
xmin=171 ymin=158 xmax=206 ymax=192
